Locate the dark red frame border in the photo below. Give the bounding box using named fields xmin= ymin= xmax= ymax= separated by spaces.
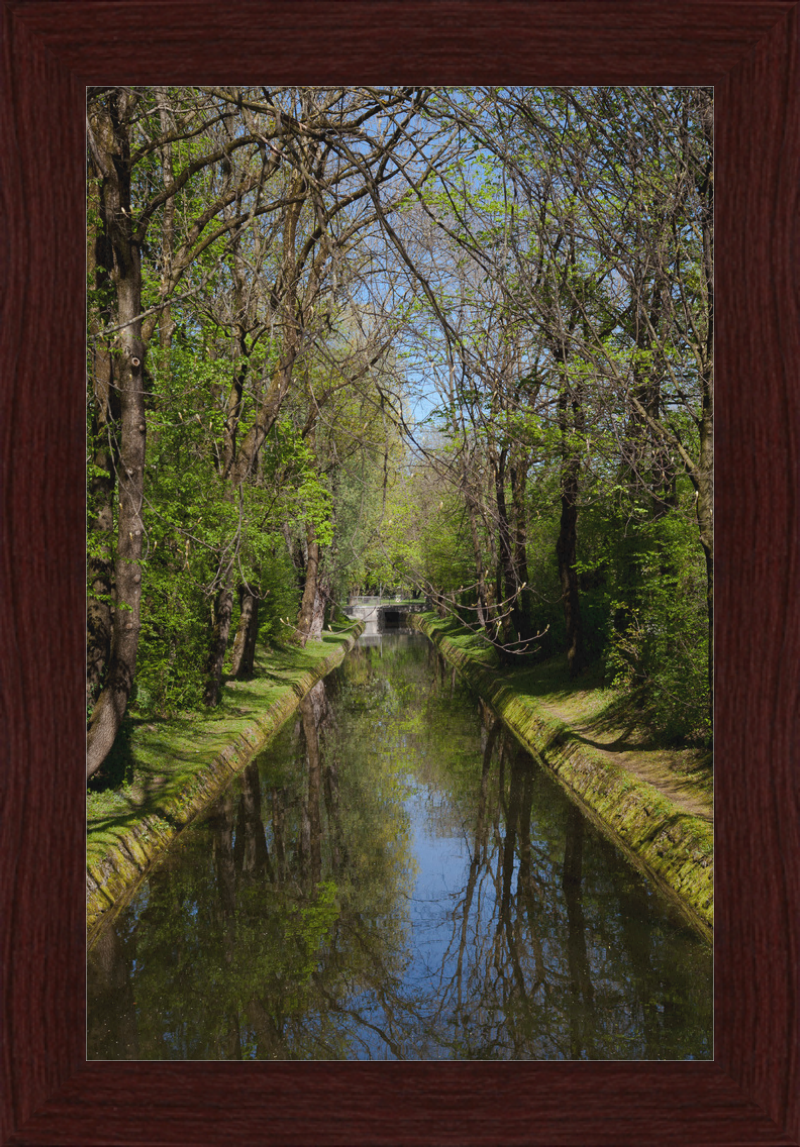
xmin=1 ymin=3 xmax=798 ymax=1144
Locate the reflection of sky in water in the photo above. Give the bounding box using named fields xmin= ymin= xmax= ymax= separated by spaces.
xmin=348 ymin=706 xmax=710 ymax=1060
xmin=88 ymin=635 xmax=712 ymax=1062
xmin=405 ymin=787 xmax=471 ymax=954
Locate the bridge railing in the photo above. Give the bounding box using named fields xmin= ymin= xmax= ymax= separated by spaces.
xmin=345 ymin=596 xmax=428 ymax=608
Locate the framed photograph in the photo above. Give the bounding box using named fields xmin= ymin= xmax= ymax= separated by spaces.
xmin=2 ymin=2 xmax=798 ymax=1142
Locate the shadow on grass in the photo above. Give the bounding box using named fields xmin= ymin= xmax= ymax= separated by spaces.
xmin=87 ymin=720 xmax=137 ymax=794
xmin=494 ymin=655 xmax=606 ymax=705
xmin=570 ymin=731 xmax=663 ymax=753
xmin=88 ymin=632 xmax=356 ymax=802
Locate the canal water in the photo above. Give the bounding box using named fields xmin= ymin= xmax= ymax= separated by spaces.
xmin=87 ymin=633 xmax=712 ymax=1061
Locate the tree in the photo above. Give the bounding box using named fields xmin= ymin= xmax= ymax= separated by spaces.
xmin=86 ymin=86 xmax=290 ymax=774
xmin=87 ymin=85 xmax=715 ymax=774
xmin=87 ymin=86 xmax=458 ymax=766
xmin=422 ymin=86 xmax=713 ymax=719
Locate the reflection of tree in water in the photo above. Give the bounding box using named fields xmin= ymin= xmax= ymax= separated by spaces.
xmin=411 ymin=730 xmax=559 ymax=1059
xmin=87 ymin=919 xmax=140 ymax=1059
xmin=88 ymin=637 xmax=711 ymax=1061
xmin=562 ymin=802 xmax=596 ymax=1059
xmin=394 ymin=721 xmax=709 ymax=1061
xmin=89 ymin=670 xmax=418 ymax=1059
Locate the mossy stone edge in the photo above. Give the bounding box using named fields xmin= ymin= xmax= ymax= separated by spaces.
xmin=86 ymin=628 xmax=363 ymax=939
xmin=415 ymin=616 xmax=713 ymax=942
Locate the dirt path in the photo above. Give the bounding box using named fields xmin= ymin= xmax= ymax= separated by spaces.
xmin=535 ymin=696 xmax=713 ymax=822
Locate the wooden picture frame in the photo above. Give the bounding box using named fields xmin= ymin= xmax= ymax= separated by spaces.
xmin=1 ymin=2 xmax=798 ymax=1142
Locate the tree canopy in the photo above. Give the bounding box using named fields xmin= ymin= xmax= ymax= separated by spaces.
xmin=87 ymin=85 xmax=713 ymax=780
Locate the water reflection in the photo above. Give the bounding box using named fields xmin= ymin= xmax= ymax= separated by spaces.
xmin=88 ymin=634 xmax=712 ymax=1060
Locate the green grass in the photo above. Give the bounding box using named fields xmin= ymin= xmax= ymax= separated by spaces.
xmin=87 ymin=630 xmax=358 ymax=870
xmin=414 ymin=613 xmax=499 ymax=666
xmin=416 ymin=612 xmax=713 ymax=934
xmin=415 ymin=611 xmax=713 ymax=807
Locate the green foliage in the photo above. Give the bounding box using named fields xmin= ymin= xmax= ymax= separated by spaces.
xmin=87 ymin=84 xmax=713 ymax=756
xmin=602 ymin=506 xmax=710 ymax=743
xmin=285 ymin=880 xmax=341 ymax=986
xmin=132 ymin=560 xmax=208 ymax=716
xmin=262 ymin=420 xmax=335 ymax=547
xmin=253 ymin=547 xmax=302 ymax=648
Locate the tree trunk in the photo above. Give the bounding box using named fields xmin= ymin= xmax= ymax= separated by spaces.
xmin=697 ymin=94 xmax=714 ymax=726
xmin=86 ymin=424 xmax=116 ymax=714
xmin=87 ymin=92 xmax=147 ymax=779
xmin=509 ymin=448 xmax=534 ymax=642
xmin=294 ymin=526 xmax=324 ymax=646
xmin=156 ymin=89 xmax=176 ymax=355
xmin=493 ymin=448 xmax=517 ymax=651
xmin=310 ymin=583 xmax=327 ymax=640
xmin=230 ymin=586 xmax=259 ymax=678
xmin=86 ymin=171 xmax=118 ymax=713
xmin=494 ymin=447 xmax=532 ymax=653
xmin=556 ymin=468 xmax=583 ymax=677
xmin=697 ymin=376 xmax=714 ymax=720
xmin=556 ymin=385 xmax=585 ymax=677
xmin=204 ymin=581 xmax=235 ymax=707
xmin=203 ymin=355 xmax=247 ymax=700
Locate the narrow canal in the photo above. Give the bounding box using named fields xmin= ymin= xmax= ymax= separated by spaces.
xmin=87 ymin=633 xmax=712 ymax=1061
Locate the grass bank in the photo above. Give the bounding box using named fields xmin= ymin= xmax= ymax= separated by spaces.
xmin=414 ymin=613 xmax=713 ymax=940
xmin=87 ymin=625 xmax=362 ymax=938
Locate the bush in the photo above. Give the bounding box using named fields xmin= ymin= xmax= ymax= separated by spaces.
xmin=603 ymin=509 xmax=711 ymax=743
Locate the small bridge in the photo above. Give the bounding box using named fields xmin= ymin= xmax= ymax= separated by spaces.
xmin=342 ymin=596 xmax=427 ymax=640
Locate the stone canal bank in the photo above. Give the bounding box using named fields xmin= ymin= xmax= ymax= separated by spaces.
xmin=87 ymin=626 xmax=363 ymax=938
xmin=414 ymin=614 xmax=713 ymax=940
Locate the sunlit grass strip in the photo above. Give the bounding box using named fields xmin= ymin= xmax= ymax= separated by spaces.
xmin=86 ymin=626 xmax=363 ymax=939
